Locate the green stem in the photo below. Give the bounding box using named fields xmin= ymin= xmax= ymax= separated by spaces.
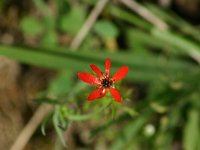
xmin=68 ymin=100 xmax=111 ymax=121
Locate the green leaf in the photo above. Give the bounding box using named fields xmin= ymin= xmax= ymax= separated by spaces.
xmin=127 ymin=29 xmax=176 ymax=53
xmin=94 ymin=20 xmax=119 ymax=39
xmin=41 ymin=112 xmax=53 ymax=136
xmin=33 ymin=0 xmax=55 ymax=30
xmin=123 ymin=107 xmax=139 ymax=117
xmin=48 ymin=71 xmax=74 ymax=97
xmin=20 ymin=16 xmax=43 ymax=36
xmin=41 ymin=31 xmax=58 ymax=47
xmin=152 ymin=28 xmax=200 ymax=57
xmin=58 ymin=107 xmax=69 ymax=130
xmin=183 ymin=109 xmax=199 ymax=150
xmin=59 ymin=5 xmax=85 ymax=35
xmin=53 ymin=107 xmax=66 ymax=147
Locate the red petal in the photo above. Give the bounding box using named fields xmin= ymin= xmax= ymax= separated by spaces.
xmin=78 ymin=72 xmax=100 ymax=85
xmin=112 ymin=66 xmax=128 ymax=82
xmin=105 ymin=58 xmax=111 ymax=77
xmin=98 ymin=88 xmax=108 ymax=98
xmin=88 ymin=88 xmax=107 ymax=101
xmin=109 ymin=87 xmax=121 ymax=102
xmin=90 ymin=64 xmax=103 ymax=78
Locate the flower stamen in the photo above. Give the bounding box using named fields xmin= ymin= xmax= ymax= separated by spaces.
xmin=101 ymin=77 xmax=113 ymax=89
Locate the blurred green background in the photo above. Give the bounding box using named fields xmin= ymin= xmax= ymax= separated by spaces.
xmin=0 ymin=0 xmax=200 ymax=150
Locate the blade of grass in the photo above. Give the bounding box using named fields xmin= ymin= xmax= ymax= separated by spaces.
xmin=145 ymin=3 xmax=200 ymax=41
xmin=53 ymin=107 xmax=66 ymax=147
xmin=152 ymin=28 xmax=200 ymax=64
xmin=0 ymin=45 xmax=197 ymax=82
xmin=108 ymin=5 xmax=151 ymax=30
xmin=183 ymin=109 xmax=199 ymax=150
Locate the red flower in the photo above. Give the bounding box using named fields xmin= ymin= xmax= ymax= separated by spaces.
xmin=78 ymin=58 xmax=128 ymax=102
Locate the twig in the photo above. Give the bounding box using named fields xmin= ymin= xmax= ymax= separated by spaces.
xmin=118 ymin=0 xmax=168 ymax=30
xmin=70 ymin=0 xmax=110 ymax=50
xmin=10 ymin=0 xmax=109 ymax=149
xmin=10 ymin=104 xmax=54 ymax=150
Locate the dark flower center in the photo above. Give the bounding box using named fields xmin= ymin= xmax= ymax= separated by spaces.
xmin=101 ymin=78 xmax=113 ymax=88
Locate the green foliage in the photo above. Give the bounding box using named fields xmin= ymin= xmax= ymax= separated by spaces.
xmin=183 ymin=109 xmax=199 ymax=150
xmin=94 ymin=20 xmax=119 ymax=39
xmin=41 ymin=31 xmax=58 ymax=47
xmin=20 ymin=17 xmax=44 ymax=36
xmin=53 ymin=106 xmax=67 ymax=147
xmin=58 ymin=5 xmax=86 ymax=35
xmin=47 ymin=71 xmax=74 ymax=97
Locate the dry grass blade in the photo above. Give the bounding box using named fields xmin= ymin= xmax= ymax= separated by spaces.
xmin=118 ymin=0 xmax=168 ymax=30
xmin=10 ymin=104 xmax=53 ymax=150
xmin=70 ymin=0 xmax=110 ymax=50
